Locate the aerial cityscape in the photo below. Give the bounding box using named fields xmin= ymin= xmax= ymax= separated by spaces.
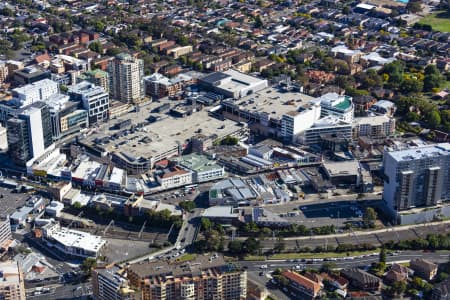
xmin=0 ymin=0 xmax=450 ymax=299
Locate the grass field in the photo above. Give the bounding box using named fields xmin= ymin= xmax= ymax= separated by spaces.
xmin=176 ymin=253 xmax=196 ymax=262
xmin=418 ymin=11 xmax=450 ymax=32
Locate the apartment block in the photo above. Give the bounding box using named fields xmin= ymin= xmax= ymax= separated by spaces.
xmin=0 ymin=261 xmax=26 ymax=300
xmin=108 ymin=53 xmax=144 ymax=104
xmin=353 ymin=115 xmax=395 ymax=139
xmin=383 ymin=143 xmax=450 ymax=212
xmin=92 ymin=265 xmax=139 ymax=300
xmin=127 ymin=254 xmax=247 ymax=300
xmin=143 ymin=73 xmax=194 ymax=99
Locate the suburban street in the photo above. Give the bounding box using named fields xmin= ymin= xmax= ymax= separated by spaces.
xmin=242 ymin=250 xmax=450 ymax=300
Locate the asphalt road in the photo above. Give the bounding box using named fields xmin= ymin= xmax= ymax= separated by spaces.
xmin=27 ymin=283 xmax=92 ymax=300
xmin=178 ymin=208 xmax=203 ymax=248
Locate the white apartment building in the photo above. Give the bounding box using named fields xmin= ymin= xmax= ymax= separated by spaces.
xmin=353 ymin=115 xmax=396 ymax=139
xmin=300 ymin=116 xmax=353 ymax=145
xmin=69 ymin=81 xmax=109 ymax=125
xmin=108 ymin=53 xmax=144 ymax=103
xmin=383 ymin=143 xmax=450 ymax=212
xmin=12 ymin=79 xmax=58 ymax=107
xmin=281 ymin=102 xmax=321 ymax=143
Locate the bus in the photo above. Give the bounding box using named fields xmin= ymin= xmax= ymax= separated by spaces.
xmin=184 ymin=184 xmax=198 ymax=192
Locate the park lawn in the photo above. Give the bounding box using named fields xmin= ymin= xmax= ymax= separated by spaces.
xmin=243 ymin=255 xmax=266 ymax=261
xmin=268 ymin=249 xmax=380 ymax=260
xmin=418 ymin=11 xmax=450 ymax=33
xmin=176 ymin=253 xmax=197 ymax=262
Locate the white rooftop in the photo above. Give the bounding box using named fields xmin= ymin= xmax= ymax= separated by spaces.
xmin=72 ymin=159 xmax=101 ymax=181
xmin=356 ymin=3 xmax=376 ymax=10
xmin=109 ymin=167 xmax=124 ymax=185
xmin=0 ymin=261 xmax=21 ymax=286
xmin=48 ymin=225 xmax=105 ymax=254
xmin=354 ymin=115 xmax=391 ymax=126
xmin=203 ymin=206 xmax=238 ymax=218
xmin=387 ymin=143 xmax=450 ymax=162
xmin=313 ymin=116 xmax=350 ymax=127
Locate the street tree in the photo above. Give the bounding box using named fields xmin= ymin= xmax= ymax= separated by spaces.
xmin=363 ymin=207 xmax=377 ymax=228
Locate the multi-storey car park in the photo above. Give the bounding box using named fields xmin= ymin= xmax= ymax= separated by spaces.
xmin=78 ymin=98 xmax=247 ymax=174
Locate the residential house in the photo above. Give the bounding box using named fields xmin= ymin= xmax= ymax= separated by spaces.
xmin=410 ymin=259 xmax=438 ymax=281
xmin=353 ymin=95 xmax=377 ymax=114
xmin=432 ymin=277 xmax=450 ymax=300
xmin=341 ymin=268 xmax=381 ymax=292
xmin=384 ymin=264 xmax=409 ymax=284
xmin=282 ymin=270 xmax=322 ymax=300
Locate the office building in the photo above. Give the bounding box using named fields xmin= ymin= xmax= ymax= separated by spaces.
xmin=108 ymin=53 xmax=144 ymax=103
xmin=69 ymin=81 xmax=109 ymax=125
xmin=45 ymin=94 xmax=88 ymax=140
xmin=383 ymin=143 xmax=450 ymax=212
xmin=0 ymin=261 xmax=26 ymax=300
xmin=315 ymin=93 xmax=354 ymax=123
xmin=13 ymin=66 xmax=50 ymax=85
xmin=127 ymin=254 xmax=247 ymax=300
xmin=92 ymin=265 xmax=138 ymax=300
xmin=12 ymin=79 xmax=58 ymax=107
xmin=7 ymin=102 xmax=53 ymax=166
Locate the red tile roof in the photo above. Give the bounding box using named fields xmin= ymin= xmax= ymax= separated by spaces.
xmin=282 ymin=271 xmax=321 ymax=295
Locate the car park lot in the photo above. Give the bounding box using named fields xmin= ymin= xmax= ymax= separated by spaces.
xmin=265 ymin=200 xmax=365 ymax=228
xmin=0 ymin=186 xmax=33 ymax=216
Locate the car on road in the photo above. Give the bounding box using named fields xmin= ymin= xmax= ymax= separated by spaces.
xmin=259 ymin=271 xmax=265 ymax=276
xmin=260 ymin=264 xmax=268 ymax=269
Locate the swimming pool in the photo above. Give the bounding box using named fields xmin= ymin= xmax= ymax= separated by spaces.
xmin=396 ymin=0 xmax=409 ymax=3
